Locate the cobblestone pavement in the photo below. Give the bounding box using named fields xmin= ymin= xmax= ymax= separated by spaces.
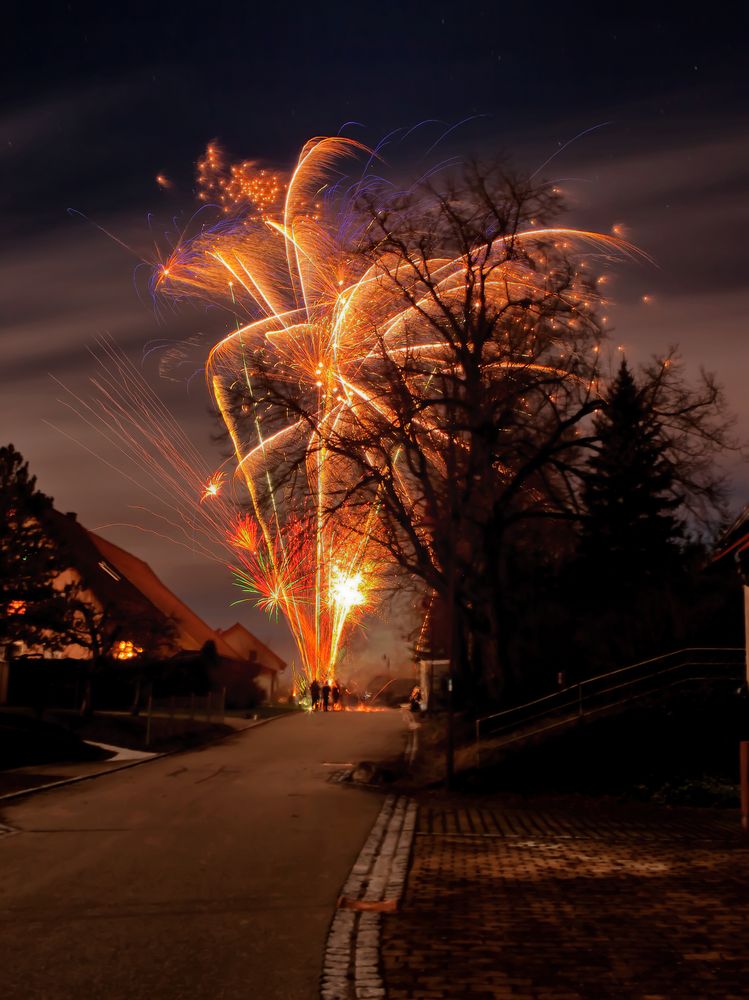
xmin=380 ymin=797 xmax=749 ymax=999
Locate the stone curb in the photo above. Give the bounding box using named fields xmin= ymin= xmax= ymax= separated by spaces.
xmin=0 ymin=714 xmax=283 ymax=806
xmin=321 ymin=793 xmax=417 ymax=1000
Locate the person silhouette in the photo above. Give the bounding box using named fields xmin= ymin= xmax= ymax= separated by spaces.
xmin=322 ymin=680 xmax=331 ymax=712
xmin=310 ymin=678 xmax=321 ymax=711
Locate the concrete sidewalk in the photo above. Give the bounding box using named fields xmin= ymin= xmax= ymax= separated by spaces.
xmin=379 ymin=796 xmax=749 ymax=999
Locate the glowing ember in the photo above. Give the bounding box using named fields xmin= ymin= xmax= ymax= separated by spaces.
xmin=201 ymin=472 xmax=225 ymax=502
xmin=197 ymin=141 xmax=286 ymax=218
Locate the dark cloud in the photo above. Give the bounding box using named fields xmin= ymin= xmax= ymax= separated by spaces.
xmin=558 ymin=123 xmax=749 ymax=297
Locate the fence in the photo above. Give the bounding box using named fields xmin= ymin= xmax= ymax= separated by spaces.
xmin=475 ymin=647 xmax=745 ymax=760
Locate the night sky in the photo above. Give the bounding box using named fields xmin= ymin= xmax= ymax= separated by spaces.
xmin=2 ymin=3 xmax=748 ymax=671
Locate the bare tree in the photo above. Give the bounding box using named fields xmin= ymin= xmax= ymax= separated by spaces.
xmin=229 ymin=165 xmax=615 ymax=701
xmin=637 ymin=349 xmax=737 ymax=530
xmin=63 ymin=591 xmax=178 ymax=716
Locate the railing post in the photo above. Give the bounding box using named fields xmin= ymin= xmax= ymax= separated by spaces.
xmin=475 ymin=718 xmax=481 ymax=768
xmin=741 ymin=742 xmax=749 ymax=833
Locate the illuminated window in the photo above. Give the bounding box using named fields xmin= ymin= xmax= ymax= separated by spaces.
xmin=113 ymin=640 xmax=143 ymax=660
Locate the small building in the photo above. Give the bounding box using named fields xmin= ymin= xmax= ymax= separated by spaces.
xmin=414 ymin=596 xmax=451 ymax=709
xmin=216 ymin=623 xmax=286 ymax=702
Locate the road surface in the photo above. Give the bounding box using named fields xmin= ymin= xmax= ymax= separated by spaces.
xmin=0 ymin=709 xmax=408 ymax=999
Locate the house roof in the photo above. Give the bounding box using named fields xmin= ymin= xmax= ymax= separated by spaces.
xmin=218 ymin=622 xmax=286 ymax=673
xmin=44 ymin=509 xmax=284 ymax=665
xmin=88 ymin=531 xmax=239 ymax=658
xmin=45 ymin=509 xmax=167 ymax=628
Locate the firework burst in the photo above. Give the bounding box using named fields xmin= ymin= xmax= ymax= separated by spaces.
xmin=154 ymin=136 xmax=633 ymax=683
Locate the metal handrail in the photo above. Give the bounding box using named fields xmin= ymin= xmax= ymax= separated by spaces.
xmin=475 ymin=647 xmax=745 ymax=749
xmin=481 ymin=670 xmax=739 ymax=753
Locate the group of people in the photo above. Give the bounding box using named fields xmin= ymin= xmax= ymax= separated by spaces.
xmin=309 ymin=678 xmax=343 ymax=712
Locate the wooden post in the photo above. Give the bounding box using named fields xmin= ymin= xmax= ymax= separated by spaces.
xmin=0 ymin=660 xmax=8 ymax=706
xmin=743 ymin=586 xmax=749 ymax=686
xmin=145 ymin=693 xmax=152 ymax=748
xmin=446 ymin=672 xmax=454 ymax=788
xmin=741 ymin=741 xmax=749 ymax=833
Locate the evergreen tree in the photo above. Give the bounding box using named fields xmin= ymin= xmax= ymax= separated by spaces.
xmin=580 ymin=360 xmax=683 ymax=584
xmin=0 ymin=444 xmax=71 ymax=652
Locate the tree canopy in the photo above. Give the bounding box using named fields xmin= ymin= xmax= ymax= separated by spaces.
xmin=0 ymin=444 xmax=72 ymax=653
xmin=580 ymin=358 xmax=683 ymax=582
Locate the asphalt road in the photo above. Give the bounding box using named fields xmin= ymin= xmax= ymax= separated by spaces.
xmin=0 ymin=709 xmax=408 ymax=1000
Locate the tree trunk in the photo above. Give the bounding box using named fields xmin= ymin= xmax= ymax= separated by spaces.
xmin=474 ymin=609 xmax=506 ymax=708
xmin=455 ymin=605 xmax=504 ymax=712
